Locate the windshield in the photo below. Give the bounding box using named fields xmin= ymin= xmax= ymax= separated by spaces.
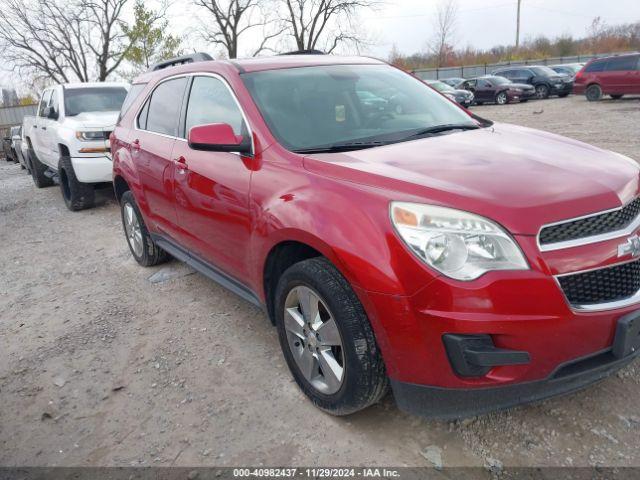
xmin=428 ymin=81 xmax=454 ymax=92
xmin=490 ymin=76 xmax=511 ymax=85
xmin=530 ymin=66 xmax=559 ymax=76
xmin=64 ymin=87 xmax=128 ymax=116
xmin=242 ymin=64 xmax=477 ymax=152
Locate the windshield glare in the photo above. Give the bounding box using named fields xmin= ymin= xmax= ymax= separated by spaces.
xmin=428 ymin=81 xmax=454 ymax=92
xmin=64 ymin=87 xmax=128 ymax=116
xmin=531 ymin=66 xmax=559 ymax=76
xmin=242 ymin=65 xmax=477 ymax=151
xmin=490 ymin=76 xmax=511 ymax=85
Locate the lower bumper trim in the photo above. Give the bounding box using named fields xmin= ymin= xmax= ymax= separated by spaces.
xmin=391 ymin=349 xmax=638 ymax=420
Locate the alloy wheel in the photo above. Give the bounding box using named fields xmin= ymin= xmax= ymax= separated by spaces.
xmin=496 ymin=92 xmax=508 ymax=105
xmin=283 ymin=285 xmax=345 ymax=395
xmin=535 ymin=85 xmax=549 ymax=99
xmin=123 ymin=202 xmax=144 ymax=257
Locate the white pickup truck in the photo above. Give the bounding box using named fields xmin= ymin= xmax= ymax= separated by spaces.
xmin=23 ymin=82 xmax=129 ymax=210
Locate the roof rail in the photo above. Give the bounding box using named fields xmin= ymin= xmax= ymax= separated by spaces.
xmin=279 ymin=49 xmax=326 ymax=56
xmin=149 ymin=53 xmax=214 ymax=71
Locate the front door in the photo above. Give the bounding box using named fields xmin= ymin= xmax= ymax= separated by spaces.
xmin=172 ymin=75 xmax=253 ymax=282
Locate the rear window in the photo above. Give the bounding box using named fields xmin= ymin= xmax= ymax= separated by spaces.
xmin=118 ymin=83 xmax=146 ymax=123
xmin=64 ymin=87 xmax=128 ymax=116
xmin=605 ymin=56 xmax=639 ymax=72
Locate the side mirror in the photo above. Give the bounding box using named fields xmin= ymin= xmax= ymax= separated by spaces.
xmin=44 ymin=106 xmax=58 ymax=120
xmin=188 ymin=123 xmax=251 ymax=154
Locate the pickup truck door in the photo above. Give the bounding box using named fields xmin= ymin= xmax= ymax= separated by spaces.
xmin=171 ymin=75 xmax=253 ymax=283
xmin=33 ymin=90 xmax=51 ymax=163
xmin=40 ymin=89 xmax=60 ymax=167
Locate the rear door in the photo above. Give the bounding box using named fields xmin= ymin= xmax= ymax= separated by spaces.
xmin=475 ymin=79 xmax=494 ymax=102
xmin=603 ymin=56 xmax=639 ymax=93
xmin=132 ymin=76 xmax=189 ymax=238
xmin=171 ymin=74 xmax=253 ymax=281
xmin=41 ymin=88 xmax=61 ymax=166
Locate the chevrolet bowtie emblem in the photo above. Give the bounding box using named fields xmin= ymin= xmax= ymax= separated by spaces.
xmin=618 ymin=235 xmax=640 ymax=258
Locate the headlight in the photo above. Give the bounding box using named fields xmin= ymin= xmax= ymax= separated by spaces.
xmin=76 ymin=131 xmax=109 ymax=141
xmin=390 ymin=202 xmax=528 ymax=281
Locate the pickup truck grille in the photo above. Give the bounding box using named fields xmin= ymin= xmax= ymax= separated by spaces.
xmin=539 ymin=197 xmax=640 ymax=246
xmin=557 ymin=260 xmax=640 ymax=308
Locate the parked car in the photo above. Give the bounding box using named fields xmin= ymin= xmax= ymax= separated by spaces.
xmin=459 ymin=76 xmax=535 ymax=105
xmin=574 ymin=53 xmax=640 ymax=101
xmin=550 ymin=63 xmax=584 ymax=79
xmin=492 ymin=65 xmax=573 ymax=99
xmin=426 ymin=80 xmax=474 ymax=107
xmin=440 ymin=77 xmax=466 ymax=88
xmin=113 ymin=53 xmax=640 ymax=420
xmin=10 ymin=125 xmax=25 ymax=168
xmin=23 ymin=82 xmax=129 ymax=210
xmin=19 ymin=118 xmax=30 ymax=171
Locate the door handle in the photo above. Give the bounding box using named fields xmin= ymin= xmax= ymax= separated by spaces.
xmin=174 ymin=156 xmax=188 ymax=172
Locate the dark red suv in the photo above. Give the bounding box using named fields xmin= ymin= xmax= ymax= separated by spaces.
xmin=574 ymin=53 xmax=640 ymax=101
xmin=112 ymin=54 xmax=640 ymax=419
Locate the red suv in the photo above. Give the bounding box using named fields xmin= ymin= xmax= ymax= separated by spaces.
xmin=112 ymin=54 xmax=640 ymax=419
xmin=574 ymin=53 xmax=640 ymax=101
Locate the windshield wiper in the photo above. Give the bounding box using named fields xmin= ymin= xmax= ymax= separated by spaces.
xmin=293 ymin=140 xmax=390 ymax=154
xmin=402 ymin=123 xmax=480 ymax=140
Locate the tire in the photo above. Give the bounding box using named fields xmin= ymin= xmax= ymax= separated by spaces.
xmin=27 ymin=149 xmax=54 ymax=188
xmin=120 ymin=191 xmax=169 ymax=267
xmin=274 ymin=257 xmax=388 ymax=416
xmin=559 ymin=93 xmax=570 ymax=98
xmin=520 ymin=99 xmax=529 ymax=103
xmin=58 ymin=156 xmax=95 ymax=211
xmin=610 ymin=94 xmax=624 ymax=100
xmin=535 ymin=84 xmax=550 ymax=99
xmin=495 ymin=91 xmax=508 ymax=105
xmin=586 ymin=84 xmax=602 ymax=102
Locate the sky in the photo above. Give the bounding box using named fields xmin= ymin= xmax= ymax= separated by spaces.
xmin=1 ymin=0 xmax=639 ymax=94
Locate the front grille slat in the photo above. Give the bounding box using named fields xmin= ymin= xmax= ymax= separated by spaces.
xmin=558 ymin=260 xmax=640 ymax=307
xmin=540 ymin=198 xmax=640 ymax=245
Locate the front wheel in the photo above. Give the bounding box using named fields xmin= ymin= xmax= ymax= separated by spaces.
xmin=586 ymin=84 xmax=603 ymax=101
xmin=59 ymin=156 xmax=95 ymax=211
xmin=535 ymin=84 xmax=550 ymax=99
xmin=275 ymin=257 xmax=388 ymax=415
xmin=120 ymin=191 xmax=169 ymax=267
xmin=495 ymin=91 xmax=509 ymax=105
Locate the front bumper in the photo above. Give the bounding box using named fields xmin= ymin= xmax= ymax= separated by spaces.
xmin=391 ymin=346 xmax=638 ymax=420
xmin=71 ymin=156 xmax=113 ymax=183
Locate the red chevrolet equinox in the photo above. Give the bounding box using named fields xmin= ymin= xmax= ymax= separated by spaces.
xmin=111 ymin=53 xmax=640 ymax=419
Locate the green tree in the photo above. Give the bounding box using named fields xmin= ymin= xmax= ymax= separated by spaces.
xmin=122 ymin=1 xmax=182 ymax=76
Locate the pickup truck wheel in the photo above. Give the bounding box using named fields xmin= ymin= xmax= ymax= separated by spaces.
xmin=120 ymin=191 xmax=169 ymax=267
xmin=275 ymin=257 xmax=388 ymax=415
xmin=27 ymin=150 xmax=54 ymax=188
xmin=58 ymin=156 xmax=95 ymax=211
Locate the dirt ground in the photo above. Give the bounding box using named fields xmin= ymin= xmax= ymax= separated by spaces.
xmin=1 ymin=95 xmax=640 ymax=469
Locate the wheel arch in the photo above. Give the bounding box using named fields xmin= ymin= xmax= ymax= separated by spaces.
xmin=113 ymin=175 xmax=131 ymax=203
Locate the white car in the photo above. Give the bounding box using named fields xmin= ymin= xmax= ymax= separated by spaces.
xmin=23 ymin=82 xmax=129 ymax=210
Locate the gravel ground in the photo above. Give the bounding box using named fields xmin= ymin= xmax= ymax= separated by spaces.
xmin=1 ymin=95 xmax=640 ymax=469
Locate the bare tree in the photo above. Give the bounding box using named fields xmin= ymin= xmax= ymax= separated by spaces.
xmin=0 ymin=0 xmax=131 ymax=83
xmin=194 ymin=0 xmax=282 ymax=58
xmin=280 ymin=0 xmax=375 ymax=53
xmin=430 ymin=0 xmax=458 ymax=67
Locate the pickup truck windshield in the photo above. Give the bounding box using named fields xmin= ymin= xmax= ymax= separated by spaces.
xmin=242 ymin=64 xmax=477 ymax=152
xmin=64 ymin=87 xmax=128 ymax=116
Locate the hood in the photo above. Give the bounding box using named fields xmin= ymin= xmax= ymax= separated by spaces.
xmin=303 ymin=123 xmax=640 ymax=235
xmin=64 ymin=111 xmax=119 ymax=129
xmin=452 ymin=89 xmax=472 ymax=97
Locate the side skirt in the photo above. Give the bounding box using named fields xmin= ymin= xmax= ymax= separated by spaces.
xmin=151 ymin=233 xmax=263 ymax=309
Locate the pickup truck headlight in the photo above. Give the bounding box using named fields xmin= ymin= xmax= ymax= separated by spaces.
xmin=76 ymin=131 xmax=108 ymax=141
xmin=391 ymin=202 xmax=529 ymax=281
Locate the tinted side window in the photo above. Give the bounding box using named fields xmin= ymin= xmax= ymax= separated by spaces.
xmin=605 ymin=56 xmax=639 ymax=72
xmin=119 ymin=83 xmax=146 ymax=123
xmin=185 ymin=76 xmax=246 ymax=136
xmin=38 ymin=90 xmax=51 ymax=116
xmin=145 ymin=77 xmax=188 ymax=136
xmin=477 ymin=79 xmax=490 ymax=88
xmin=585 ymin=60 xmax=606 ymax=73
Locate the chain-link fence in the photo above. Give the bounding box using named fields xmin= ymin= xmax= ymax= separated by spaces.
xmin=412 ymin=51 xmax=638 ymax=80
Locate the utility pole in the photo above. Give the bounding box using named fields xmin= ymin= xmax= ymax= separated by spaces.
xmin=515 ymin=0 xmax=522 ymax=49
